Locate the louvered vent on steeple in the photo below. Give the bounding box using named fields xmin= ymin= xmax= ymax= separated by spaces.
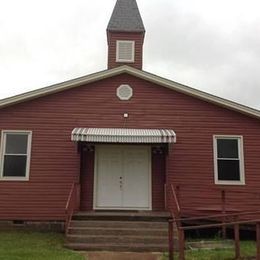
xmin=116 ymin=41 xmax=135 ymax=62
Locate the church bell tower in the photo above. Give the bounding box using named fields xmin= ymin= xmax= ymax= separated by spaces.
xmin=107 ymin=0 xmax=145 ymax=70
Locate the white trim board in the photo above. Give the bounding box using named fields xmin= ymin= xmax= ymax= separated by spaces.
xmin=0 ymin=65 xmax=260 ymax=120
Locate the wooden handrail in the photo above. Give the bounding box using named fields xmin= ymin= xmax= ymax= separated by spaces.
xmin=177 ymin=216 xmax=260 ymax=260
xmin=175 ymin=209 xmax=260 ymax=222
xmin=66 ymin=183 xmax=76 ymax=211
xmin=180 ymin=218 xmax=260 ymax=230
xmin=171 ymin=184 xmax=180 ymax=215
xmin=173 ymin=183 xmax=260 ymax=197
xmin=166 ymin=184 xmax=260 ymax=259
xmin=169 ymin=208 xmax=260 ymax=259
xmin=65 ymin=182 xmax=78 ymax=235
xmin=167 ymin=184 xmax=182 ymax=260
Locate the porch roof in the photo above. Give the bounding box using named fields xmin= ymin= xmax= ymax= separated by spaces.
xmin=71 ymin=128 xmax=176 ymax=144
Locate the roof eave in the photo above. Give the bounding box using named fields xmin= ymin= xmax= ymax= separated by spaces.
xmin=0 ymin=65 xmax=259 ymax=120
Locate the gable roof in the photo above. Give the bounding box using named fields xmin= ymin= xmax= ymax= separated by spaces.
xmin=107 ymin=0 xmax=145 ymax=32
xmin=0 ymin=65 xmax=260 ymax=120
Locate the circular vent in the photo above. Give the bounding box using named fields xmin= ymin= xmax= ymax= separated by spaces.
xmin=117 ymin=84 xmax=133 ymax=100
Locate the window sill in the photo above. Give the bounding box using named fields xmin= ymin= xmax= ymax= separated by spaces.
xmin=0 ymin=177 xmax=29 ymax=181
xmin=215 ymin=181 xmax=245 ymax=186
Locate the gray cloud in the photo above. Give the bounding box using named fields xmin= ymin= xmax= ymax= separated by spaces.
xmin=142 ymin=0 xmax=260 ymax=108
xmin=0 ymin=0 xmax=260 ymax=109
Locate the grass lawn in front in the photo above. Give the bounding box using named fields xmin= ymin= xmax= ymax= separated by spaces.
xmin=163 ymin=240 xmax=256 ymax=260
xmin=0 ymin=230 xmax=257 ymax=260
xmin=0 ymin=230 xmax=84 ymax=260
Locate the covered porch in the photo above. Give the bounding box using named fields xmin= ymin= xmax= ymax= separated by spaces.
xmin=71 ymin=128 xmax=176 ymax=212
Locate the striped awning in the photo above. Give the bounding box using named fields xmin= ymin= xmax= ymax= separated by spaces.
xmin=71 ymin=128 xmax=176 ymax=144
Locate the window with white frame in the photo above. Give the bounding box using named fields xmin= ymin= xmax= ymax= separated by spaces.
xmin=213 ymin=135 xmax=245 ymax=185
xmin=116 ymin=40 xmax=135 ymax=63
xmin=0 ymin=131 xmax=32 ymax=180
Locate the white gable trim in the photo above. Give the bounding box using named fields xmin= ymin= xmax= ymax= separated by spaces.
xmin=0 ymin=65 xmax=260 ymax=119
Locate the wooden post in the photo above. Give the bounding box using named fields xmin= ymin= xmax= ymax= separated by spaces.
xmin=221 ymin=190 xmax=226 ymax=239
xmin=168 ymin=219 xmax=174 ymax=260
xmin=234 ymin=223 xmax=240 ymax=259
xmin=256 ymin=223 xmax=260 ymax=260
xmin=178 ymin=229 xmax=185 ymax=260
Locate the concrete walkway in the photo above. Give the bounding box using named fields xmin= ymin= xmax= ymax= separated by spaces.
xmin=83 ymin=252 xmax=163 ymax=260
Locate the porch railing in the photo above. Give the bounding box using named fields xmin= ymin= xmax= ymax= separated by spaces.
xmin=166 ymin=184 xmax=260 ymax=260
xmin=167 ymin=184 xmax=182 ymax=260
xmin=176 ymin=212 xmax=260 ymax=260
xmin=65 ymin=182 xmax=79 ymax=235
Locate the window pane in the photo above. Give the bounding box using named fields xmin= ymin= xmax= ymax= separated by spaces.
xmin=3 ymin=155 xmax=27 ymax=177
xmin=217 ymin=159 xmax=240 ymax=181
xmin=5 ymin=134 xmax=28 ymax=154
xmin=217 ymin=139 xmax=238 ymax=158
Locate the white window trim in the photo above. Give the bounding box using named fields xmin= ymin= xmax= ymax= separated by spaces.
xmin=116 ymin=40 xmax=135 ymax=63
xmin=213 ymin=135 xmax=245 ymax=185
xmin=0 ymin=130 xmax=32 ymax=181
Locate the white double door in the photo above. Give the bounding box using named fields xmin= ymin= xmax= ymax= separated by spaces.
xmin=94 ymin=145 xmax=151 ymax=210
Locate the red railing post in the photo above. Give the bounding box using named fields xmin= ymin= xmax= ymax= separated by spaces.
xmin=256 ymin=222 xmax=260 ymax=260
xmin=168 ymin=219 xmax=174 ymax=260
xmin=234 ymin=223 xmax=240 ymax=259
xmin=178 ymin=229 xmax=185 ymax=260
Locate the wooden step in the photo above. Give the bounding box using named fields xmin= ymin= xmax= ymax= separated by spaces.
xmin=65 ymin=242 xmax=170 ymax=252
xmin=70 ymin=220 xmax=169 ymax=229
xmin=65 ymin=211 xmax=176 ymax=252
xmin=68 ymin=226 xmax=169 ymax=236
xmin=72 ymin=211 xmax=170 ymax=222
xmin=66 ymin=234 xmax=169 ymax=244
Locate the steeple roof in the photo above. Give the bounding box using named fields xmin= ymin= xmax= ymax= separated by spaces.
xmin=107 ymin=0 xmax=145 ymax=32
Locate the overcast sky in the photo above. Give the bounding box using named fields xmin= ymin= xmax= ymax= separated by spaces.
xmin=1 ymin=0 xmax=260 ymax=109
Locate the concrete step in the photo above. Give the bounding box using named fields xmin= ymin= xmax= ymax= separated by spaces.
xmin=72 ymin=211 xmax=170 ymax=222
xmin=70 ymin=220 xmax=169 ymax=229
xmin=68 ymin=226 xmax=169 ymax=236
xmin=66 ymin=234 xmax=169 ymax=244
xmin=65 ymin=242 xmax=169 ymax=252
xmin=66 ymin=211 xmax=177 ymax=253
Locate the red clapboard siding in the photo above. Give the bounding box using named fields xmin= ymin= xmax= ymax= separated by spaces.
xmin=80 ymin=148 xmax=95 ymax=211
xmin=107 ymin=31 xmax=144 ymax=70
xmin=0 ymin=73 xmax=260 ymax=220
xmin=152 ymin=150 xmax=166 ymax=211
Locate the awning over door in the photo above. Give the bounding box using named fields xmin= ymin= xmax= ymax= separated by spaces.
xmin=71 ymin=128 xmax=176 ymax=143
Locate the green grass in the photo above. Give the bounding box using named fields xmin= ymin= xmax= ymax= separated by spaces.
xmin=162 ymin=241 xmax=256 ymax=260
xmin=0 ymin=230 xmax=84 ymax=260
xmin=0 ymin=231 xmax=257 ymax=260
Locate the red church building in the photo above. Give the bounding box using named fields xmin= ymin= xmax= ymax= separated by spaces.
xmin=1 ymin=0 xmax=260 ymax=252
